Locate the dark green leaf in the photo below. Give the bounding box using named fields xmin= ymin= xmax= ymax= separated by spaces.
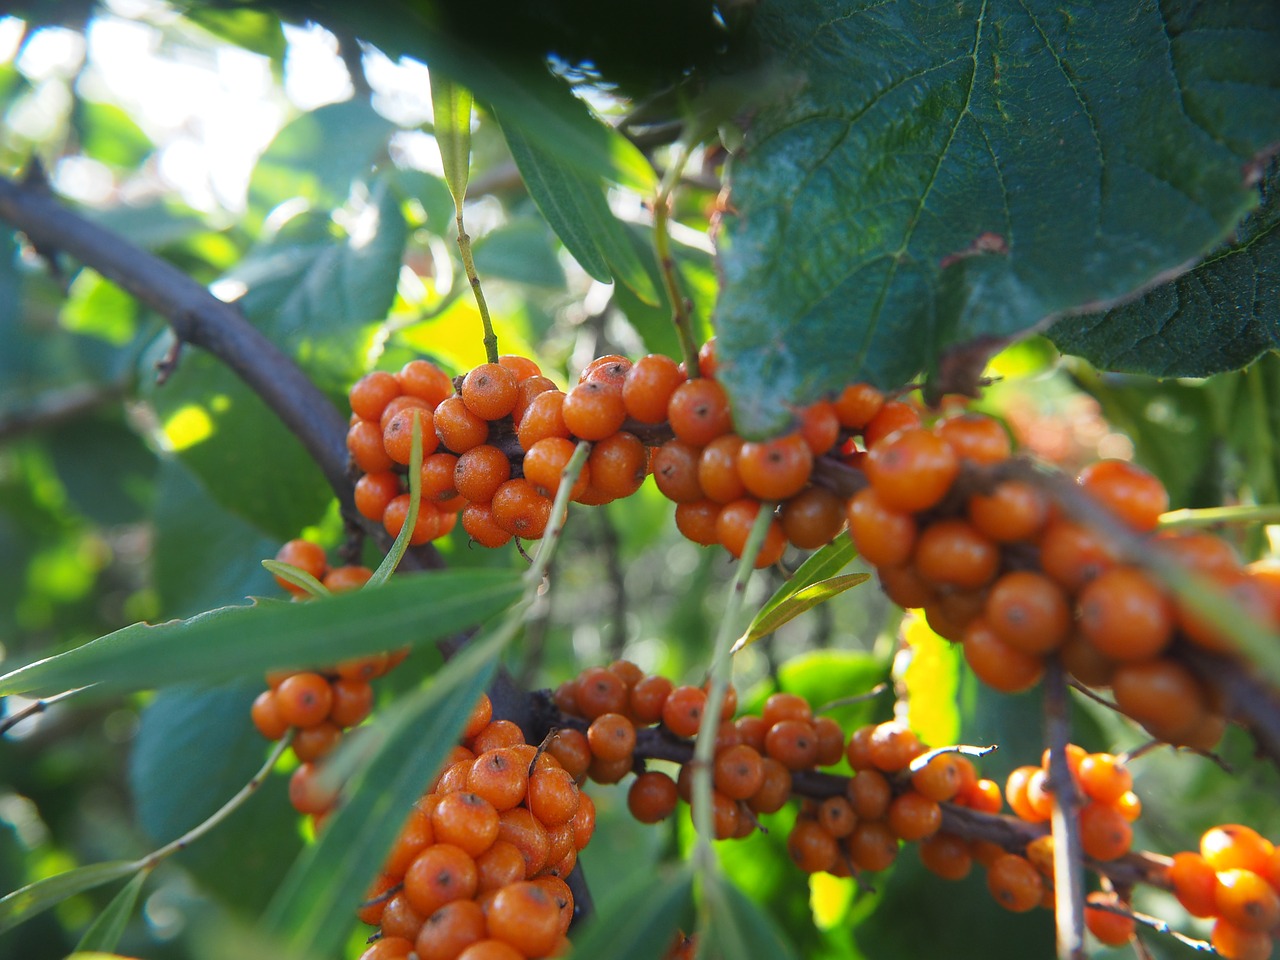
xmin=0 ymin=861 xmax=139 ymax=936
xmin=715 ymin=1 xmax=1280 ymax=435
xmin=568 ymin=864 xmax=694 ymax=960
xmin=47 ymin=411 xmax=155 ymax=527
xmin=73 ymin=99 xmax=154 ymax=169
xmin=430 ymin=75 xmax=472 ymax=208
xmin=74 ymin=870 xmax=148 ymax=952
xmin=701 ymin=874 xmax=800 ymax=960
xmin=261 ymin=635 xmax=502 ymax=955
xmin=0 ymin=569 xmax=523 ymax=697
xmin=248 ymin=100 xmax=395 ymax=216
xmin=777 ymin=649 xmax=888 ymax=729
xmin=1049 ymin=163 xmax=1280 ymax=377
xmin=472 ymin=218 xmax=566 ymax=289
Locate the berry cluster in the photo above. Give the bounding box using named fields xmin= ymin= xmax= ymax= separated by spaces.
xmin=1165 ymin=824 xmax=1280 ymax=960
xmin=848 ymin=416 xmax=1280 ymax=748
xmin=356 ymin=693 xmax=592 ymax=960
xmin=253 ymin=540 xmax=404 ymax=823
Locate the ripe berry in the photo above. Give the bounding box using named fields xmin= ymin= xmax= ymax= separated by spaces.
xmin=251 ymin=690 xmax=289 ymax=740
xmin=575 ymin=666 xmax=629 ymax=719
xmin=781 ymin=486 xmax=846 ymax=549
xmin=474 ymin=840 xmax=527 ymax=894
xmin=714 ymin=744 xmax=766 ymax=800
xmin=933 ymin=413 xmax=1011 ymax=464
xmin=415 ymin=899 xmax=488 ymax=960
xmin=847 ymin=487 xmax=916 ymax=566
xmin=887 ymin=790 xmax=942 ymax=841
xmin=1215 ymin=868 xmax=1280 ymax=932
xmin=383 ymin=495 xmax=441 ymax=545
xmin=461 ymin=502 xmax=513 ymax=548
xmin=355 ymin=471 xmax=402 ymax=521
xmin=497 ymin=806 xmax=551 ymax=876
xmin=1202 ymin=825 xmax=1276 ymax=875
xmin=276 ymin=672 xmax=334 ymax=727
xmin=454 ymin=444 xmax=512 ymax=504
xmin=832 ymin=382 xmax=885 ymax=429
xmin=460 ymin=363 xmax=518 ymax=421
xmin=516 ymin=390 xmax=570 ymax=449
xmin=455 ymin=942 xmax=524 ymax=960
xmin=698 ymin=435 xmax=747 ymax=504
xmin=662 ymin=685 xmax=707 ymax=738
xmin=430 ymin=791 xmax=500 ymax=857
xmin=1111 ymin=658 xmax=1207 ymax=743
xmin=629 ymin=674 xmax=675 ymax=725
xmin=561 ymin=380 xmax=627 ymax=440
xmin=1078 ymin=801 xmax=1132 ymax=861
xmin=668 ymin=378 xmax=733 ymax=446
xmin=1210 ymin=918 xmax=1274 ymax=960
xmin=847 ymin=820 xmax=899 ymax=872
xmin=788 ymin=818 xmax=839 ymax=873
xmin=966 ymin=480 xmax=1050 ymax=543
xmin=360 ymin=936 xmax=416 ymax=960
xmin=1038 ymin=519 xmax=1115 ymax=591
xmin=716 ymin=499 xmax=787 ymax=567
xmin=628 ymin=770 xmax=680 ymax=823
xmin=490 ymin=479 xmax=552 ymax=539
xmin=526 ymin=767 xmax=581 ymax=827
xmin=497 ymin=353 xmax=542 ymax=382
xmin=349 ymin=371 xmax=402 ymax=421
xmin=1076 ymin=753 xmax=1131 ymax=804
xmin=862 ymin=400 xmax=922 ymax=448
xmin=291 ymin=721 xmax=342 ymax=762
xmin=912 ymin=519 xmax=999 ymax=590
xmin=623 ymin=353 xmax=684 ymax=423
xmin=986 ymin=853 xmax=1043 ymax=912
xmin=588 ymin=431 xmax=647 ymax=499
xmin=864 ymin=428 xmax=957 ymax=513
xmin=1077 ymin=458 xmax=1168 ymax=531
xmin=984 ymin=571 xmax=1071 ymax=656
xmin=398 ymin=359 xmax=453 ymax=407
xmin=764 ymin=719 xmax=819 ymax=770
xmin=467 ymin=749 xmax=530 ymax=812
xmin=586 ymin=712 xmax=637 ymax=762
xmin=383 ymin=407 xmax=439 ymax=464
xmin=273 ymin=539 xmax=328 ymax=593
xmin=737 ymin=433 xmax=813 ymax=501
xmin=1084 ymin=891 xmax=1135 ymax=946
xmin=485 ymin=881 xmax=563 ymax=959
xmin=920 ymin=832 xmax=973 ymax=881
xmin=433 ymin=396 xmax=489 ymax=453
xmin=748 ymin=757 xmax=793 ymax=814
xmin=1077 ymin=566 xmax=1173 ymax=661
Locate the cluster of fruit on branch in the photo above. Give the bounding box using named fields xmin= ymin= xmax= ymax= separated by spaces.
xmin=245 ymin=344 xmax=1280 ymax=959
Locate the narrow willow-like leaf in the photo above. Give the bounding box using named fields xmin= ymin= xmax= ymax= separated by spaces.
xmin=700 ymin=875 xmax=800 ymax=960
xmin=75 ymin=869 xmax=149 ymax=952
xmin=0 ymin=569 xmax=522 ymax=698
xmin=431 ymin=75 xmax=473 ymax=209
xmin=259 ymin=560 xmax=328 ymax=599
xmin=568 ymin=864 xmax=694 ymax=960
xmin=734 ymin=539 xmax=865 ymax=651
xmin=0 ymin=861 xmax=139 ymax=935
xmin=261 ymin=630 xmax=504 ymax=955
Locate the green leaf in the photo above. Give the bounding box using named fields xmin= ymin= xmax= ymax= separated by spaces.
xmin=0 ymin=861 xmax=139 ymax=936
xmin=776 ymin=649 xmax=888 ymax=729
xmin=1048 ymin=162 xmax=1280 ymax=377
xmin=248 ymin=100 xmax=396 ymax=217
xmin=735 ymin=539 xmax=865 ymax=651
xmin=261 ymin=634 xmax=502 ymax=955
xmin=701 ymin=874 xmax=800 ymax=960
xmin=472 ymin=218 xmax=566 ymax=289
xmin=73 ymin=99 xmax=155 ymax=169
xmin=181 ymin=6 xmax=287 ymax=61
xmin=430 ymin=75 xmax=473 ymax=209
xmin=500 ymin=112 xmax=661 ymax=302
xmin=715 ymin=1 xmax=1280 ymax=435
xmin=568 ymin=864 xmax=694 ymax=960
xmin=0 ymin=568 xmax=523 ymax=697
xmin=74 ymin=870 xmax=149 ymax=953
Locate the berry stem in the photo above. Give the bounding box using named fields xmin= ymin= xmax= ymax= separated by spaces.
xmin=1044 ymin=658 xmax=1087 ymax=960
xmin=456 ymin=211 xmax=500 ymax=365
xmin=136 ymin=734 xmax=292 ymax=871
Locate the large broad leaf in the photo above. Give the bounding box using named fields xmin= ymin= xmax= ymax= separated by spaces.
xmin=261 ymin=636 xmax=501 ymax=956
xmin=0 ymin=568 xmax=522 ymax=697
xmin=1048 ymin=162 xmax=1280 ymax=376
xmin=715 ymin=1 xmax=1280 ymax=436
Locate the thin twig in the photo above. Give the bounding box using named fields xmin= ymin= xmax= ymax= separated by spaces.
xmin=0 ymin=689 xmax=83 ymax=736
xmin=1045 ymin=658 xmax=1086 ymax=960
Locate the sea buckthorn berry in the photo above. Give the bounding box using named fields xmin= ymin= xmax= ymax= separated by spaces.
xmin=576 ymin=666 xmax=630 ymax=720
xmin=273 ymin=539 xmax=328 ymax=594
xmin=662 ymin=685 xmax=708 ymax=738
xmin=288 ymin=762 xmax=338 ymax=815
xmin=735 ymin=715 xmax=768 ymax=753
xmin=515 ymin=390 xmax=570 ymax=449
xmin=1111 ymin=659 xmax=1207 ymax=743
xmin=1157 ymin=529 xmax=1243 ymax=576
xmin=461 ymin=502 xmax=513 ymax=548
xmin=1005 ymin=766 xmax=1047 ymax=823
xmin=653 ymin=440 xmax=706 ymax=503
xmin=934 ymin=413 xmax=1012 ymax=464
xmin=1216 ymin=868 xmax=1280 ymax=932
xmin=747 ymin=757 xmax=793 ymax=814
xmin=910 ymin=752 xmax=965 ymax=803
xmin=275 ymin=672 xmax=333 ymax=727
xmin=497 ymin=353 xmax=541 ymax=382
xmin=831 ymin=382 xmax=885 ymax=429
xmin=512 ymin=375 xmax=557 ymax=424
xmin=251 ymin=690 xmax=289 ymax=740
xmin=383 ymin=495 xmax=441 ymax=546
xmin=781 ymin=486 xmax=846 ymax=549
xmin=1168 ymin=851 xmax=1219 ymax=917
xmin=967 ymin=479 xmax=1050 ymax=543
xmin=1079 ymin=801 xmax=1132 ymax=861
xmin=485 ymin=881 xmax=563 ymax=959
xmin=579 ymin=353 xmax=632 ymax=384
xmin=888 ymin=790 xmax=942 ymax=841
xmin=811 ymin=795 xmax=856 ymax=840
xmin=765 ymin=719 xmax=820 ymax=770
xmin=714 ymin=744 xmax=766 ymax=800
xmin=913 ymin=519 xmax=999 ymax=590
xmin=1077 ymin=459 xmax=1168 ymax=531
xmin=462 ymin=694 xmax=493 ymax=742
xmin=467 ymin=748 xmax=530 ymax=812
xmin=788 ymin=818 xmax=839 ymax=873
xmin=628 ymin=770 xmax=680 ymax=823
xmin=986 ymin=853 xmax=1044 ymax=912
xmin=460 ymin=363 xmax=518 ymax=421
xmin=668 ymin=378 xmax=733 ymax=446
xmin=1077 ymin=566 xmax=1173 ymax=661
xmin=434 ymin=396 xmax=489 ymax=453
xmin=877 ymin=563 xmax=935 ymax=609
xmin=848 ymin=820 xmax=899 ymax=872
xmin=629 ymin=674 xmax=675 ymax=725
xmin=415 ymin=898 xmax=488 ymax=960
xmin=587 ymin=755 xmax=632 ymax=785
xmin=455 ymin=942 xmax=524 ymax=960
xmin=324 ymin=564 xmax=374 ymax=593
xmin=402 ymin=844 xmax=478 ymax=916
xmin=698 ymin=435 xmax=747 ymax=504
xmin=920 ymin=832 xmax=973 ymax=881
xmin=291 ymin=721 xmax=342 ymax=762
xmin=1023 ymin=768 xmax=1055 ymax=820
xmin=867 ymin=721 xmax=924 ymax=773
xmin=355 ymin=471 xmax=402 ymax=521
xmin=702 ymin=789 xmax=742 ymax=840
xmin=623 ymin=353 xmax=684 ymax=423
xmin=1084 ymin=891 xmax=1135 ymax=946
xmin=959 ymin=777 xmax=1003 ymax=814
xmin=490 ymin=479 xmax=552 ymax=539
xmin=561 ymin=380 xmax=627 ymax=440
xmin=335 ymin=653 xmax=390 ymax=683
xmin=546 ymin=728 xmax=592 ymax=781
xmin=1038 ymin=519 xmax=1115 ymax=591
xmin=862 ymin=400 xmax=922 ymax=449
xmin=521 ymin=437 xmax=589 ymax=501
xmin=360 ymin=936 xmax=416 ymax=960
xmin=350 ymin=370 xmax=402 ymax=421
xmin=1178 ymin=571 xmax=1275 ymax=653
xmin=358 ymin=872 xmax=397 ymax=925
xmin=813 ymin=716 xmax=846 ymax=767
xmin=696 ymin=337 xmax=718 ymax=377
xmin=377 ymin=890 xmax=426 ymax=941
xmin=962 ymin=617 xmax=1045 ymax=693
xmin=475 ymin=840 xmax=528 ymax=895
xmin=606 ymin=658 xmax=644 ymax=687
xmin=431 ymin=791 xmax=500 ymax=858
xmin=419 ymin=452 xmax=460 ymax=502
xmin=587 ymin=712 xmax=637 ymax=762
xmin=674 ymin=502 xmax=718 ymax=548
xmin=531 ymin=873 xmax=575 ymax=936
xmin=1210 ymin=918 xmax=1274 ymax=960
xmin=864 ymin=428 xmax=958 ymax=513
xmin=1202 ymin=825 xmax=1276 ymax=875
xmin=381 ymin=395 xmax=434 ymax=434
xmin=737 ymin=434 xmax=814 ymax=501
xmin=571 ymin=790 xmax=597 ymax=849
xmin=849 ymin=488 xmax=921 ymax=570
xmin=1076 ymin=753 xmax=1131 ymax=804
xmin=762 ymin=692 xmax=813 ymax=727
xmin=347 ymin=420 xmax=396 ymax=473
xmin=398 ymin=359 xmax=453 ymax=407
xmin=716 ymin=499 xmax=787 ymax=568
xmin=588 ymin=431 xmax=648 ymax=499
xmin=497 ymin=807 xmax=551 ymax=877
xmin=798 ymin=401 xmax=841 ymax=455
xmin=385 ymin=807 xmax=435 ymax=878
xmin=454 ymin=444 xmax=512 ymax=504
xmin=845 ymin=726 xmax=877 ymax=772
xmin=984 ymin=571 xmax=1071 ymax=655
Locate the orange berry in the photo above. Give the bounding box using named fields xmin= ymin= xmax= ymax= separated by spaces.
xmin=887 ymin=790 xmax=942 ymax=841
xmin=383 ymin=407 xmax=439 ymax=464
xmin=716 ymin=498 xmax=787 ymax=568
xmin=764 ymin=719 xmax=820 ymax=770
xmin=587 ymin=712 xmax=637 ymax=763
xmin=415 ymin=898 xmax=488 ymax=960
xmin=984 ymin=571 xmax=1071 ymax=655
xmin=737 ymin=433 xmax=814 ymax=501
xmin=587 ymin=431 xmax=647 ymax=499
xmin=1076 ymin=753 xmax=1131 ymax=804
xmin=1084 ymin=891 xmax=1135 ymax=946
xmin=623 ymin=353 xmax=685 ymax=423
xmin=383 ymin=495 xmax=441 ymax=546
xmin=933 ymin=413 xmax=1011 ymax=464
xmin=788 ymin=818 xmax=839 ymax=873
xmin=1216 ymin=868 xmax=1280 ymax=932
xmin=864 ymin=428 xmax=958 ymax=513
xmin=697 ymin=434 xmax=747 ymax=504
xmin=561 ymin=380 xmax=627 ymax=440
xmin=920 ymin=832 xmax=973 ymax=881
xmin=349 ymin=370 xmax=402 ymax=421
xmin=355 ymin=471 xmax=402 ymax=521
xmin=430 ymin=791 xmax=500 ymax=858
xmin=460 ymin=363 xmax=518 ymax=421
xmin=847 ymin=820 xmax=899 ymax=872
xmin=455 ymin=942 xmax=524 ymax=960
xmin=668 ymin=378 xmax=733 ymax=446
xmin=714 ymin=744 xmax=766 ymax=800
xmin=461 ymin=501 xmax=513 ymax=548
xmin=273 ymin=539 xmax=328 ymax=594
xmin=662 ymin=685 xmax=708 ymax=738
xmin=402 ymin=843 xmax=478 ymax=917
xmin=474 ymin=839 xmax=528 ymax=894
xmin=1202 ymin=825 xmax=1276 ymax=875
xmin=675 ymin=499 xmax=721 ymax=545
xmin=781 ymin=486 xmax=846 ymax=549
xmin=1168 ymin=850 xmax=1219 ymax=917
xmin=986 ymin=854 xmax=1043 ymax=912
xmin=913 ymin=519 xmax=999 ymax=590
xmin=434 ymin=395 xmax=489 ymax=453
xmin=1077 ymin=566 xmax=1173 ymax=661
xmin=628 ymin=770 xmax=680 ymax=823
xmin=251 ymin=689 xmax=289 ymax=740
xmin=275 ymin=672 xmax=334 ymax=727
xmin=967 ymin=480 xmax=1050 ymax=543
xmin=862 ymin=400 xmax=922 ymax=448
xmin=466 ymin=748 xmax=530 ymax=812
xmin=348 ymin=418 xmax=395 ymax=473
xmin=579 ymin=354 xmax=632 ymax=385
xmin=1077 ymin=459 xmax=1168 ymax=532
xmin=832 ymin=382 xmax=884 ymax=429
xmin=1211 ymin=918 xmax=1274 ymax=960
xmin=1038 ymin=519 xmax=1115 ymax=591
xmin=360 ymin=936 xmax=416 ymax=960
xmin=497 ymin=354 xmax=542 ymax=382
xmin=575 ymin=666 xmax=630 ymax=720
xmin=1111 ymin=658 xmax=1208 ymax=743
xmin=490 ymin=479 xmax=552 ymax=539
xmin=1078 ymin=801 xmax=1132 ymax=861
xmin=485 ymin=881 xmax=562 ymax=958
xmin=398 ymin=359 xmax=454 ymax=407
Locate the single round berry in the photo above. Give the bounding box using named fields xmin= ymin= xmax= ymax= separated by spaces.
xmin=623 ymin=353 xmax=684 ymax=423
xmin=275 ymin=672 xmax=334 ymax=727
xmin=454 ymin=444 xmax=512 ymax=504
xmin=561 ymin=380 xmax=627 ymax=440
xmin=737 ymin=433 xmax=814 ymax=501
xmin=986 ymin=853 xmax=1044 ymax=912
xmin=434 ymin=396 xmax=490 ymax=453
xmin=460 ymin=363 xmax=518 ymax=421
xmin=398 ymin=359 xmax=454 ymax=407
xmin=490 ymin=479 xmax=552 ymax=539
xmin=383 ymin=407 xmax=439 ymax=464
xmin=1077 ymin=458 xmax=1168 ymax=531
xmin=628 ymin=770 xmax=680 ymax=823
xmin=350 ymin=370 xmax=402 ymax=421
xmin=864 ymin=428 xmax=958 ymax=513
xmin=668 ymin=378 xmax=733 ymax=446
